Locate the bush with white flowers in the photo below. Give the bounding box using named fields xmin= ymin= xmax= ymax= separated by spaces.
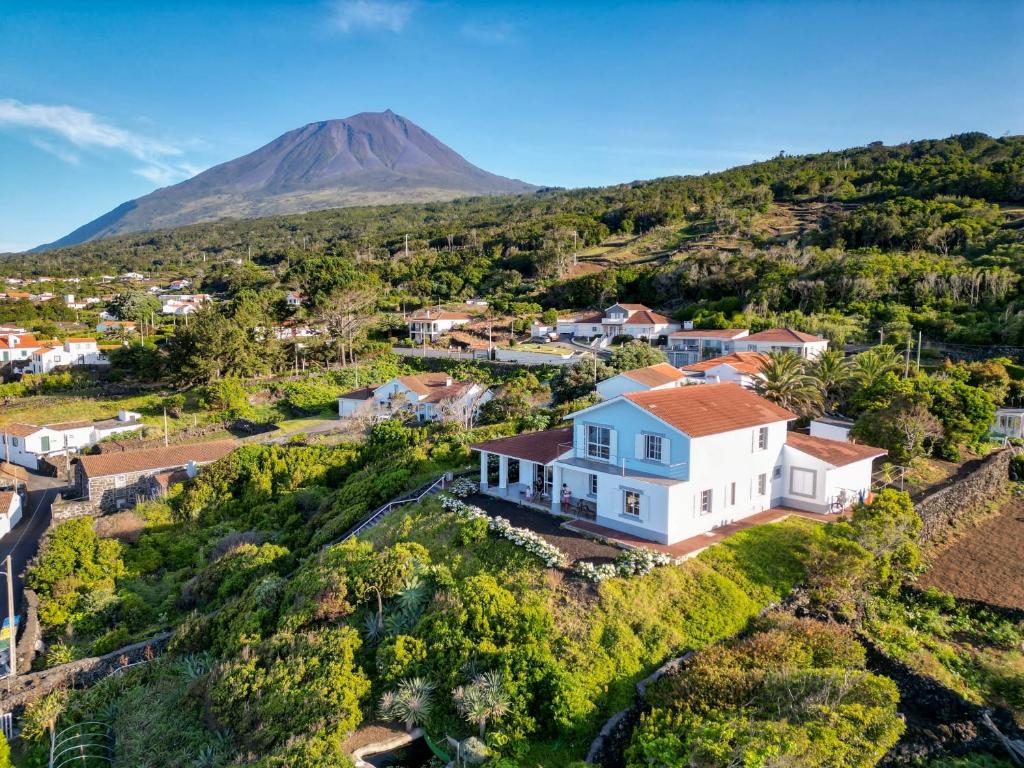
xmin=573 ymin=560 xmax=619 ymax=583
xmin=438 ymin=494 xmax=567 ymax=568
xmin=447 ymin=477 xmax=479 ymax=498
xmin=614 ymin=548 xmax=672 ymax=576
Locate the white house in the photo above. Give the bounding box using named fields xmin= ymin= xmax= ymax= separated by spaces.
xmin=0 ymin=333 xmax=41 ymax=369
xmin=992 ymin=408 xmax=1024 ymax=440
xmin=596 ymin=363 xmax=687 ymax=399
xmin=0 ymin=412 xmax=143 ymax=470
xmin=0 ymin=492 xmax=22 ymax=536
xmin=472 ymin=383 xmax=884 ymax=545
xmin=96 ymin=320 xmax=138 ymax=334
xmin=31 ymin=338 xmax=110 ymax=374
xmin=286 ymin=291 xmax=304 ymax=307
xmin=338 ymin=373 xmax=492 ymax=423
xmin=406 ymin=310 xmax=472 ymax=343
xmin=161 ymin=299 xmax=201 ymax=316
xmin=666 ymin=329 xmax=750 ymax=367
xmin=680 ymin=351 xmax=770 ymax=388
xmin=738 ymin=329 xmax=829 ymax=359
xmin=556 ymin=303 xmax=679 ymax=341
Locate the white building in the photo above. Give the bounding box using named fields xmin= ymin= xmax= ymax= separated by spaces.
xmin=556 ymin=303 xmax=679 ymax=342
xmin=666 ymin=329 xmax=750 ymax=366
xmin=680 ymin=351 xmax=770 ymax=389
xmin=596 ymin=363 xmax=687 ymax=399
xmin=738 ymin=329 xmax=829 ymax=359
xmin=0 ymin=412 xmax=143 ymax=470
xmin=96 ymin=320 xmax=138 ymax=334
xmin=809 ymin=415 xmax=856 ymax=442
xmin=472 ymin=383 xmax=884 ymax=545
xmin=992 ymin=408 xmax=1024 ymax=440
xmin=0 ymin=491 xmax=22 ymax=536
xmin=338 ymin=373 xmax=491 ymax=423
xmin=286 ymin=291 xmax=305 ymax=307
xmin=0 ymin=333 xmax=41 ymax=369
xmin=31 ymin=338 xmax=110 ymax=374
xmin=406 ymin=309 xmax=472 ymax=343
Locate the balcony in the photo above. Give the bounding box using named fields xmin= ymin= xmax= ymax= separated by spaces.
xmin=556 ymin=442 xmax=688 ymax=482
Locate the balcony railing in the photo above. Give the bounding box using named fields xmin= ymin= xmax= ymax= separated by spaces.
xmin=556 ymin=442 xmax=688 ymax=481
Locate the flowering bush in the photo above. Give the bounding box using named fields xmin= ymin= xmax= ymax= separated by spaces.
xmin=447 ymin=477 xmax=479 ymax=498
xmin=574 ymin=561 xmax=619 ymax=583
xmin=615 ymin=548 xmax=672 ymax=576
xmin=438 ymin=494 xmax=567 ymax=568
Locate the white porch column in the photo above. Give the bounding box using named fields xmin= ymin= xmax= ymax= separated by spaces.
xmin=521 ymin=460 xmax=533 ymax=491
xmin=551 ymin=463 xmax=563 ymax=514
xmin=479 ymin=451 xmax=488 ymax=488
xmin=498 ymin=456 xmax=508 ymax=489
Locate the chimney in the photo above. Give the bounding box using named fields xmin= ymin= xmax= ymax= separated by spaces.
xmin=445 ymin=376 xmax=453 ymax=386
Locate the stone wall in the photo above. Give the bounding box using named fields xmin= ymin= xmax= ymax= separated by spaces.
xmin=0 ymin=632 xmax=171 ymax=715
xmin=50 ymin=496 xmax=98 ymax=522
xmin=14 ymin=589 xmax=41 ymax=673
xmin=914 ymin=449 xmax=1011 ymax=546
xmin=84 ymin=469 xmax=156 ymax=513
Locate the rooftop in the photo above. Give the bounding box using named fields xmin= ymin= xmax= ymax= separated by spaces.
xmin=682 ymin=351 xmax=770 ymax=375
xmin=623 ymin=383 xmax=796 ymax=437
xmin=77 ymin=439 xmax=236 ymax=477
xmin=786 ymin=432 xmax=886 ymax=467
xmin=338 ymin=385 xmax=375 ymax=401
xmin=743 ymin=328 xmax=826 ymax=343
xmin=407 ymin=309 xmax=471 ymax=321
xmin=620 ymin=362 xmax=687 ymax=387
xmin=471 ymin=427 xmax=572 ymax=464
xmin=669 ymin=328 xmax=749 ymax=339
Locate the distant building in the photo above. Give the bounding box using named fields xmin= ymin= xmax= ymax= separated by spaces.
xmin=74 ymin=439 xmax=236 ymax=512
xmin=666 ymin=329 xmax=750 ymax=366
xmin=0 ymin=333 xmax=42 ymax=369
xmin=680 ymin=351 xmax=770 ymax=389
xmin=31 ymin=338 xmax=110 ymax=374
xmin=992 ymin=408 xmax=1024 ymax=440
xmin=556 ymin=303 xmax=679 ymax=342
xmin=286 ymin=291 xmax=304 ymax=307
xmin=338 ymin=372 xmax=491 ymax=423
xmin=0 ymin=411 xmax=143 ymax=469
xmin=738 ymin=329 xmax=829 ymax=359
xmin=96 ymin=320 xmax=138 ymax=334
xmin=406 ymin=309 xmax=472 ymax=343
xmin=596 ymin=363 xmax=687 ymax=399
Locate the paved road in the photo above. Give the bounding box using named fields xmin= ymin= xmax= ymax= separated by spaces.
xmin=0 ymin=471 xmax=64 ymax=619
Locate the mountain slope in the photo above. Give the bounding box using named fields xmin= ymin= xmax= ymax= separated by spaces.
xmin=39 ymin=110 xmax=538 ymax=250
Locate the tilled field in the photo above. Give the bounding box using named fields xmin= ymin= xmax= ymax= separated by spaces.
xmin=918 ymin=497 xmax=1024 ymax=610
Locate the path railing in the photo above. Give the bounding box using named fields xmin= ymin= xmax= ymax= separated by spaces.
xmin=49 ymin=721 xmax=113 ymax=768
xmin=337 ymin=472 xmax=453 ymax=544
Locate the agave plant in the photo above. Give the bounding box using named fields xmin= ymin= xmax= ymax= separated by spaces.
xmin=381 ymin=677 xmax=435 ymax=732
xmin=453 ymin=670 xmax=510 ymax=738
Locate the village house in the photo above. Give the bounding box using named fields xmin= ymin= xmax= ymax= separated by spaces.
xmin=991 ymin=407 xmax=1024 ymax=440
xmin=96 ymin=320 xmax=138 ymax=334
xmin=0 ymin=491 xmax=22 ymax=536
xmin=472 ymin=383 xmax=884 ymax=545
xmin=0 ymin=411 xmax=144 ymax=470
xmin=596 ymin=363 xmax=687 ymax=399
xmin=0 ymin=332 xmax=41 ymax=371
xmin=737 ymin=329 xmax=829 ymax=358
xmin=338 ymin=372 xmax=492 ymax=423
xmin=680 ymin=351 xmax=770 ymax=388
xmin=666 ymin=328 xmax=750 ymax=366
xmin=406 ymin=309 xmax=472 ymax=343
xmin=556 ymin=303 xmax=680 ymax=342
xmin=74 ymin=439 xmax=236 ymax=512
xmin=30 ymin=338 xmax=111 ymax=374
xmin=286 ymin=291 xmax=304 ymax=307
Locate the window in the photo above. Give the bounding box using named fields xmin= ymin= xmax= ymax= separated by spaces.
xmin=589 ymin=474 xmax=598 ymax=496
xmin=40 ymin=436 xmax=50 ymax=452
xmin=10 ymin=438 xmax=18 ymax=448
xmin=643 ymin=433 xmax=663 ymax=462
xmin=790 ymin=467 xmax=817 ymax=498
xmin=700 ymin=489 xmax=713 ymax=515
xmin=730 ymin=482 xmax=736 ymax=505
xmin=773 ymin=465 xmax=782 ymax=479
xmin=623 ymin=489 xmax=641 ymax=517
xmin=757 ymin=473 xmax=767 ymax=495
xmin=587 ymin=425 xmax=611 ymax=461
xmin=756 ymin=426 xmax=768 ymax=450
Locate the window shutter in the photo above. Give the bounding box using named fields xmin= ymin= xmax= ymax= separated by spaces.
xmin=574 ymin=423 xmax=586 ymax=456
xmin=635 ymin=434 xmax=644 ymax=459
xmin=609 ymin=430 xmax=618 ymax=463
xmin=751 ymin=430 xmax=756 ymax=453
xmin=661 ymin=437 xmax=671 ymax=464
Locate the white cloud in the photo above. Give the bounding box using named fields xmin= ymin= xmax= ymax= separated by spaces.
xmin=461 ymin=20 xmax=517 ymax=44
xmin=332 ymin=0 xmax=414 ymax=33
xmin=0 ymin=98 xmax=195 ymax=186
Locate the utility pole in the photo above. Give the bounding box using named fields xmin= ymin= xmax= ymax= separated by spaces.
xmin=404 ymin=234 xmax=409 ymax=258
xmin=879 ymin=328 xmax=884 ymax=346
xmin=916 ymin=331 xmax=922 ymax=370
xmin=163 ymin=409 xmax=169 ymax=447
xmin=904 ymin=337 xmax=912 ymax=378
xmin=573 ymin=231 xmax=578 ymax=266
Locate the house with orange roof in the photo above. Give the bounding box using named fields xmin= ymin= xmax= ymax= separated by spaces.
xmin=0 ymin=332 xmax=42 ymax=371
xmin=30 ymin=337 xmax=110 ymax=374
xmin=470 ymin=383 xmax=884 ymax=544
xmin=406 ymin=308 xmax=472 ymax=343
xmin=738 ymin=328 xmax=829 ymax=358
xmin=666 ymin=328 xmax=750 ymax=366
xmin=680 ymin=351 xmax=771 ymax=389
xmin=556 ymin=303 xmax=679 ymax=342
xmin=338 ymin=372 xmax=491 ymax=423
xmin=596 ymin=362 xmax=687 ymax=399
xmin=0 ymin=491 xmax=22 ymax=536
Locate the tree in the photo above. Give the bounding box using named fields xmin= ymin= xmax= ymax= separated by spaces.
xmin=754 ymin=351 xmax=823 ymax=418
xmin=550 ymin=355 xmax=614 ymax=404
xmin=108 ymin=291 xmax=161 ymax=324
xmin=811 ymin=349 xmax=854 ymax=412
xmin=316 ymin=285 xmax=379 ymax=367
xmin=851 ymin=346 xmax=903 ymax=390
xmin=454 ymin=670 xmax=511 ymax=738
xmin=609 ymin=341 xmax=668 ymax=372
xmin=852 ymin=395 xmax=943 ymax=464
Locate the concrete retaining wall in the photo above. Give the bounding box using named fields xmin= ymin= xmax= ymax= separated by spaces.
xmin=914 ymin=449 xmax=1011 ymax=546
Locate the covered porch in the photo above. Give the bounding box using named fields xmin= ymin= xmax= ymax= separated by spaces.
xmin=471 ymin=428 xmax=578 ymax=516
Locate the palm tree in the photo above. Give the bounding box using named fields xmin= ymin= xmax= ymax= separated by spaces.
xmin=755 ymin=351 xmax=823 ymax=418
xmin=811 ymin=349 xmax=854 ymax=412
xmin=380 ymin=677 xmax=435 ymax=732
xmin=453 ymin=670 xmax=510 ymax=738
xmin=851 ymin=345 xmax=903 ymax=389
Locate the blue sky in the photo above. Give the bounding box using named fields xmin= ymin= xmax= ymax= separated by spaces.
xmin=1 ymin=0 xmax=1021 ymax=252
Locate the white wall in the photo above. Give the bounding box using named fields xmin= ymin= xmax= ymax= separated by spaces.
xmin=809 ymin=420 xmax=853 ymax=442
xmin=0 ymin=494 xmax=22 ymax=536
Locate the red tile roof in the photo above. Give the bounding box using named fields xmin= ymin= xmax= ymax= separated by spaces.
xmin=682 ymin=351 xmax=770 ymax=375
xmin=64 ymin=337 xmax=96 ymax=343
xmin=669 ymin=328 xmax=748 ymax=339
xmin=407 ymin=309 xmax=471 ymax=321
xmin=624 ymin=309 xmax=672 ymax=325
xmin=1 ymin=423 xmax=41 ymax=438
xmin=743 ymin=328 xmax=826 ymax=343
xmin=338 ymin=386 xmax=374 ymax=401
xmin=0 ymin=492 xmax=17 ymax=514
xmin=624 ymin=383 xmax=796 ymax=437
xmin=397 ymin=373 xmax=476 ymax=403
xmin=77 ymin=439 xmax=236 ymax=478
xmin=621 ymin=363 xmax=686 ymax=387
xmin=0 ymin=334 xmax=39 ymax=350
xmin=471 ymin=428 xmax=572 ymax=464
xmin=786 ymin=432 xmax=886 ymax=466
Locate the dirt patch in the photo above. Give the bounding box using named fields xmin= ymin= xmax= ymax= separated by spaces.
xmin=342 ymin=722 xmax=407 ymax=752
xmin=93 ymin=510 xmax=146 ymax=543
xmin=917 ymin=496 xmax=1024 ymax=610
xmin=468 ymin=494 xmax=619 ymax=564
